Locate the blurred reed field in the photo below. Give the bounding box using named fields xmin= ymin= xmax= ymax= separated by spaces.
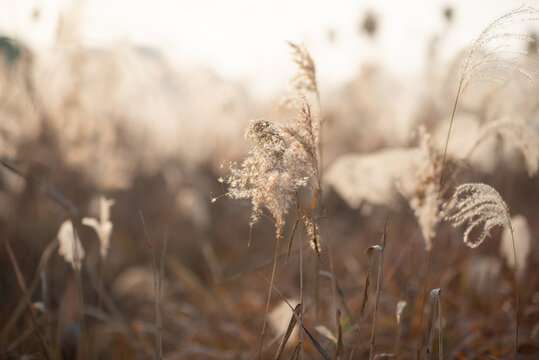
xmin=1 ymin=2 xmax=539 ymax=360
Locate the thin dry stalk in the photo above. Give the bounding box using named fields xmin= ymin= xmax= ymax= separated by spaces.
xmin=425 ymin=289 xmax=443 ymax=360
xmin=258 ymin=235 xmax=282 ymax=360
xmin=260 ymin=273 xmax=331 ymax=360
xmin=370 ymin=222 xmax=388 ymax=360
xmin=297 ymin=196 xmax=305 ymax=357
xmin=286 ymin=218 xmax=300 ymax=263
xmin=274 ymin=304 xmax=301 ymax=360
xmin=0 ymin=157 xmax=79 ymax=216
xmin=336 ymin=309 xmax=343 ymax=359
xmin=40 ymin=267 xmax=52 ymax=347
xmin=139 ymin=211 xmax=162 ymax=360
xmin=510 ymin=227 xmax=520 ymax=359
xmin=290 ymin=341 xmax=302 ymax=360
xmin=325 ymin=221 xmax=340 ymax=349
xmin=160 ymin=230 xmax=169 ymax=300
xmin=5 ymin=241 xmax=52 ymax=360
xmin=286 ymin=195 xmax=301 ymax=263
xmin=417 ymin=247 xmax=434 ymax=357
xmin=84 ymin=254 xmax=151 ymax=359
xmin=349 ymin=224 xmax=387 ymax=360
xmin=0 ymin=238 xmax=58 ymax=345
xmin=314 ymin=256 xmax=320 ymax=320
xmin=319 ymin=271 xmax=352 ymax=319
xmin=67 ymin=219 xmax=85 ymax=329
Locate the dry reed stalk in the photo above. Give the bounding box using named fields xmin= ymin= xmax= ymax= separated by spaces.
xmin=273 ymin=304 xmax=301 ymax=360
xmin=69 ymin=218 xmax=85 ymax=346
xmin=139 ymin=211 xmax=162 ymax=360
xmin=160 ymin=230 xmax=169 ymax=301
xmin=425 ymin=289 xmax=443 ymax=360
xmin=5 ymin=241 xmax=53 ymax=360
xmin=369 ymin=221 xmax=388 ymax=360
xmin=417 ymin=247 xmax=434 ymax=358
xmin=260 ymin=273 xmax=331 ymax=360
xmin=0 ymin=157 xmax=79 ymax=216
xmin=40 ymin=266 xmax=52 ymax=348
xmin=290 ymin=341 xmax=302 ymax=360
xmin=259 ymin=235 xmax=282 ymax=360
xmin=296 ymin=195 xmax=305 ymax=357
xmin=349 ymin=222 xmax=387 ymax=360
xmin=0 ymin=237 xmax=58 ymax=346
xmin=83 ymin=254 xmax=152 ymax=359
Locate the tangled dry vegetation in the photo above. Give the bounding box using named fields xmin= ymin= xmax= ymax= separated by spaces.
xmin=1 ymin=5 xmax=539 ymax=360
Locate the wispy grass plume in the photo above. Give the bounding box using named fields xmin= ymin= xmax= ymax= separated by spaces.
xmin=443 ymin=183 xmax=511 ymax=248
xmin=402 ymin=127 xmax=443 ymax=251
xmin=441 ymin=5 xmax=539 ymax=185
xmin=287 ymin=41 xmax=319 ymax=102
xmin=444 ymin=182 xmax=519 ymax=357
xmin=466 ymin=117 xmax=539 ymax=176
xmin=221 ymin=95 xmax=321 ymax=357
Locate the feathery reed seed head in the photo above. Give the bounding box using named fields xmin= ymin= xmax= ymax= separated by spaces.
xmin=443 ymin=183 xmax=511 ymax=248
xmin=224 ymin=97 xmax=320 ymax=241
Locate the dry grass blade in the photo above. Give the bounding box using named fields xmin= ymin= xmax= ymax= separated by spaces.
xmin=139 ymin=211 xmax=162 ymax=360
xmin=273 ymin=303 xmax=301 ymax=360
xmin=349 ymin=231 xmax=386 ymax=360
xmin=286 ymin=217 xmax=300 ymax=263
xmin=1 ymin=238 xmax=58 ymax=343
xmin=336 ymin=309 xmax=343 ymax=359
xmin=425 ymin=289 xmax=443 ymax=360
xmin=259 ymin=235 xmax=282 ymax=360
xmin=5 ymin=241 xmax=52 ymax=360
xmin=289 ymin=341 xmax=302 ymax=360
xmin=260 ymin=273 xmax=331 ymax=360
xmin=0 ymin=157 xmax=79 ymax=216
xmin=319 ymin=270 xmax=352 ymax=319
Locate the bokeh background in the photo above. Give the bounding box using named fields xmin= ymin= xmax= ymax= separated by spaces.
xmin=1 ymin=0 xmax=538 ymax=359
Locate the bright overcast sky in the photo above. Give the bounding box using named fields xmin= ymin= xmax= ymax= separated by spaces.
xmin=0 ymin=0 xmax=537 ymax=98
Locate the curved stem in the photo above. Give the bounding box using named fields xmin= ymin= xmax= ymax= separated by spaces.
xmin=440 ymin=83 xmax=462 ymax=187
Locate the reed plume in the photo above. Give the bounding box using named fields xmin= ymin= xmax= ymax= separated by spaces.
xmin=441 ymin=5 xmax=538 ymax=185
xmin=443 ymin=183 xmax=511 ymax=248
